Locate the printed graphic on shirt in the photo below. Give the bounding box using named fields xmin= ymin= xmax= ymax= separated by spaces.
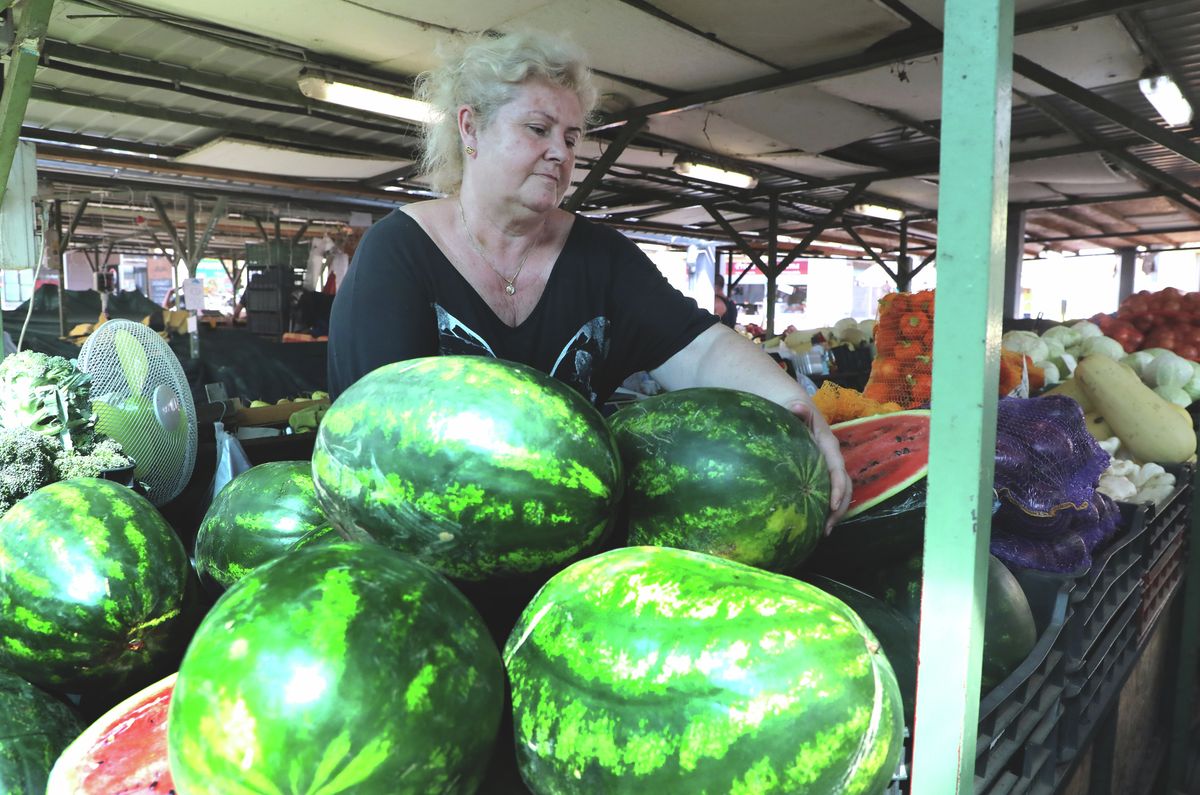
xmin=550 ymin=316 xmax=610 ymax=405
xmin=435 ymin=304 xmax=496 ymax=358
xmin=434 ymin=304 xmax=609 ymax=403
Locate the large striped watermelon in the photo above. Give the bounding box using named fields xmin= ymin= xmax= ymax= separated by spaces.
xmin=168 ymin=543 xmax=505 ymax=795
xmin=194 ymin=460 xmax=338 ymax=592
xmin=0 ymin=478 xmax=191 ymax=693
xmin=47 ymin=673 xmax=175 ymax=795
xmin=312 ymin=356 xmax=622 ymax=580
xmin=862 ymin=551 xmax=1037 ymax=692
xmin=504 ymin=546 xmax=904 ymax=794
xmin=0 ymin=669 xmax=83 ymax=794
xmin=608 ymin=388 xmax=830 ymax=572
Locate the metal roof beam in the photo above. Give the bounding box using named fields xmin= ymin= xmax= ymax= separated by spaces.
xmin=1028 ymin=223 xmax=1200 ymax=242
xmin=29 ymin=86 xmax=418 ymax=160
xmin=1117 ymin=10 xmax=1200 ymax=119
xmin=594 ymin=0 xmax=1172 ymax=130
xmin=1013 ymin=54 xmax=1200 ymax=167
xmin=1014 ymin=189 xmax=1164 ymax=211
xmin=1017 ymin=89 xmax=1200 ymax=213
xmin=564 ymin=117 xmax=647 ymax=212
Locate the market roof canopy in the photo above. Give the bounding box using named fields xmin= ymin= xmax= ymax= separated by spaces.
xmin=18 ymin=0 xmax=1200 ymax=261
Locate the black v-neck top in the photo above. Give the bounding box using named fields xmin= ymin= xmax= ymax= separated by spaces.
xmin=327 ymin=210 xmax=717 ymax=404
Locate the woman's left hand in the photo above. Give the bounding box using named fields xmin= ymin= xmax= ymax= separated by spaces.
xmin=786 ymin=399 xmax=852 ymax=535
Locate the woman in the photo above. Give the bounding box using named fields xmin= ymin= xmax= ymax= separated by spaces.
xmin=327 ymin=31 xmax=851 ymax=531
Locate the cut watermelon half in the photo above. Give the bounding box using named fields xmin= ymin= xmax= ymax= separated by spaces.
xmin=46 ymin=673 xmax=175 ymax=795
xmin=833 ymin=409 xmax=931 ymax=519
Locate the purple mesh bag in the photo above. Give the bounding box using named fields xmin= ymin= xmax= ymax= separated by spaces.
xmin=989 ymin=395 xmax=1114 ymax=572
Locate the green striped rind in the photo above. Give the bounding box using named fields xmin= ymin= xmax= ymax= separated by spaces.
xmin=608 ymin=388 xmax=830 ymax=572
xmin=312 ymin=356 xmax=623 ymax=580
xmin=504 ymin=546 xmax=903 ymax=794
xmin=0 ymin=670 xmax=84 ymax=794
xmin=0 ymin=478 xmax=190 ymax=692
xmin=195 ymin=460 xmax=339 ymax=592
xmin=169 ymin=543 xmax=505 ymax=795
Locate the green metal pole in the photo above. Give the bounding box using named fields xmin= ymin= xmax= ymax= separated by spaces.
xmin=909 ymin=0 xmax=1014 ymax=792
xmin=0 ymin=0 xmax=55 ymax=207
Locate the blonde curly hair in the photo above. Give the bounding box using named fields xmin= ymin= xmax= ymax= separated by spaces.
xmin=415 ymin=30 xmax=599 ymax=195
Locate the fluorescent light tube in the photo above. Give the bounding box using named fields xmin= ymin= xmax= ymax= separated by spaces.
xmin=298 ymin=73 xmax=436 ymax=124
xmin=672 ymin=158 xmax=758 ymax=189
xmin=1138 ymin=75 xmax=1193 ymax=127
xmin=851 ymin=203 xmax=905 ymax=221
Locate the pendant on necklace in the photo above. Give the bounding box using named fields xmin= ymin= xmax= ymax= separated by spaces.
xmin=505 ymin=283 xmax=516 ymax=296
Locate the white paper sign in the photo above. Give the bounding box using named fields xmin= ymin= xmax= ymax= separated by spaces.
xmin=183 ymin=278 xmax=205 ymax=312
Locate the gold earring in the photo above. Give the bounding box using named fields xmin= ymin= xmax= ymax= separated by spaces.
xmin=465 ymin=145 xmax=476 ymax=156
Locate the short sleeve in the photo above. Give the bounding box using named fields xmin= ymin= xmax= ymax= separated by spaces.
xmin=327 ymin=212 xmax=438 ymax=397
xmin=598 ymin=225 xmax=719 ymax=375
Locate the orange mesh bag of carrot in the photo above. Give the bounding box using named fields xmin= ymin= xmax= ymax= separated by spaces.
xmin=863 ymin=289 xmax=934 ymax=408
xmin=812 ymin=381 xmax=904 ymax=425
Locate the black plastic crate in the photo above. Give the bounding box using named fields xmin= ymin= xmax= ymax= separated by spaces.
xmin=1138 ymin=530 xmax=1186 ymax=644
xmin=247 ymin=312 xmax=287 ymax=336
xmin=974 ymin=573 xmax=1070 ymax=793
xmin=1060 ymin=507 xmax=1146 ymax=674
xmin=245 ymin=265 xmax=297 ymax=291
xmin=1134 ymin=462 xmax=1192 ymax=578
xmin=976 ymin=706 xmax=1060 ymax=795
xmin=244 ymin=287 xmax=286 ymax=313
xmin=1057 ymin=594 xmax=1140 ymax=761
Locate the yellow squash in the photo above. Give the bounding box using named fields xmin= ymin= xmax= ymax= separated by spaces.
xmin=1074 ymin=355 xmax=1196 ymax=464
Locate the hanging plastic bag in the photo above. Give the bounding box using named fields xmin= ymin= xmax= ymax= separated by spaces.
xmin=210 ymin=420 xmax=253 ymax=504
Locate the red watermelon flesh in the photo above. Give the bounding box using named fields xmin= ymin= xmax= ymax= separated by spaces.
xmin=46 ymin=673 xmax=174 ymax=795
xmin=833 ymin=410 xmax=931 ymax=518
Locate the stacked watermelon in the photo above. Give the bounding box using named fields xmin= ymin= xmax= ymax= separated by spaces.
xmin=168 ymin=542 xmax=505 ymax=794
xmin=505 ymin=546 xmax=904 ymax=794
xmin=0 ymin=478 xmax=192 ymax=697
xmin=0 ymin=670 xmax=83 ymax=794
xmin=194 ymin=459 xmax=338 ymax=592
xmin=312 ymin=356 xmax=623 ymax=581
xmin=608 ymin=388 xmax=830 ymax=572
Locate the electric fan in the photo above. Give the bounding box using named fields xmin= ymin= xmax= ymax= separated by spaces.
xmin=77 ymin=319 xmax=198 ymax=506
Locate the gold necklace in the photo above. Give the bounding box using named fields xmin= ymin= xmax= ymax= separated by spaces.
xmin=458 ymin=199 xmax=542 ymax=296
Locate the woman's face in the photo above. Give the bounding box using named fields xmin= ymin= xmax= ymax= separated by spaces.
xmin=467 ymin=80 xmax=584 ymax=214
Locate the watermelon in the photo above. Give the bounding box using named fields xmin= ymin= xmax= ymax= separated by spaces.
xmin=312 ymin=356 xmax=622 ymax=581
xmin=863 ymin=551 xmax=1037 ymax=692
xmin=46 ymin=673 xmax=174 ymax=795
xmin=833 ymin=409 xmax=930 ymax=519
xmin=504 ymin=545 xmax=904 ymax=794
xmin=608 ymin=388 xmax=830 ymax=572
xmin=0 ymin=478 xmax=191 ymax=694
xmin=803 ymin=574 xmax=919 ymax=724
xmin=0 ymin=669 xmax=83 ymax=794
xmin=194 ymin=460 xmax=339 ymax=592
xmin=169 ymin=542 xmax=505 ymax=795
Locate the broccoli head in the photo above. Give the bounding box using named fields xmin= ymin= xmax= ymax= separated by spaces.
xmin=0 ymin=350 xmax=97 ymax=447
xmin=0 ymin=426 xmax=60 ymax=515
xmin=54 ymin=437 xmax=134 ymax=481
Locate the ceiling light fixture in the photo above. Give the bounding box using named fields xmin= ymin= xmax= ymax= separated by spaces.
xmin=672 ymin=156 xmax=758 ymax=189
xmin=1138 ymin=75 xmax=1193 ymax=127
xmin=851 ymin=203 xmax=905 ymax=221
xmin=297 ymin=70 xmax=436 ymax=123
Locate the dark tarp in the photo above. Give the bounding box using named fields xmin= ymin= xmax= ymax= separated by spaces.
xmin=3 ymin=285 xmax=327 ymax=404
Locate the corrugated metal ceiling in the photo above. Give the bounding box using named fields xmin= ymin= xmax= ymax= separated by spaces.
xmin=11 ymin=0 xmax=1200 ymax=261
